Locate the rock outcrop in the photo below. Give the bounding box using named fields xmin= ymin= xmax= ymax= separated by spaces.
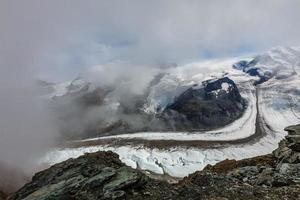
xmin=9 ymin=151 xmax=150 ymax=200
xmin=9 ymin=124 xmax=300 ymax=200
xmin=162 ymin=77 xmax=246 ymax=130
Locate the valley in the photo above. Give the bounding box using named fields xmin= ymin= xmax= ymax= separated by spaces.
xmin=40 ymin=47 xmax=300 ymax=178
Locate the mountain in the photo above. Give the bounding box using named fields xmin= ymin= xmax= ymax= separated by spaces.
xmin=38 ymin=46 xmax=300 ymax=179
xmin=9 ymin=124 xmax=300 ymax=200
xmin=233 ymin=46 xmax=300 ymax=84
xmin=163 ymin=77 xmax=246 ymax=130
xmin=40 ymin=75 xmax=247 ymax=138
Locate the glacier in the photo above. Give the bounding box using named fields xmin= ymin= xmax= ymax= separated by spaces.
xmin=40 ymin=46 xmax=300 ymax=178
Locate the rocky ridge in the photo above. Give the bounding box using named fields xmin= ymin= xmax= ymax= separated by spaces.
xmin=8 ymin=124 xmax=300 ymax=200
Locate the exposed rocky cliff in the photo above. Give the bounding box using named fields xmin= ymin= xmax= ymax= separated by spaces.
xmin=162 ymin=77 xmax=246 ymax=130
xmin=8 ymin=124 xmax=300 ymax=200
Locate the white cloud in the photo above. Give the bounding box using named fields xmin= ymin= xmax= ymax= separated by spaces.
xmin=2 ymin=0 xmax=300 ymax=80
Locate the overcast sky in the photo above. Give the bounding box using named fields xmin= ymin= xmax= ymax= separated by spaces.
xmin=1 ymin=0 xmax=300 ymax=81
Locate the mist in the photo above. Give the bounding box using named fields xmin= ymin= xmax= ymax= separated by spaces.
xmin=1 ymin=0 xmax=300 ymax=192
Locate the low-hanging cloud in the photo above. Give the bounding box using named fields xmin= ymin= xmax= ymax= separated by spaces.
xmin=1 ymin=0 xmax=298 ymax=80
xmin=43 ymin=0 xmax=300 ymax=80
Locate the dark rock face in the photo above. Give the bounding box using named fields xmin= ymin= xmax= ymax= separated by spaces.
xmin=10 ymin=124 xmax=300 ymax=200
xmin=163 ymin=77 xmax=246 ymax=130
xmin=9 ymin=151 xmax=150 ymax=200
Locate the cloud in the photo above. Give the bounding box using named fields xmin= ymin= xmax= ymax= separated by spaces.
xmin=85 ymin=61 xmax=159 ymax=94
xmin=1 ymin=0 xmax=299 ymax=81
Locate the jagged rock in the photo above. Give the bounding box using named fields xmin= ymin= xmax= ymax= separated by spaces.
xmin=277 ymin=163 xmax=300 ymax=175
xmin=103 ymin=190 xmax=125 ymax=200
xmin=203 ymin=155 xmax=277 ymax=173
xmin=273 ymin=124 xmax=300 ymax=164
xmin=275 ymin=163 xmax=300 ymax=186
xmin=256 ymin=168 xmax=274 ymax=186
xmin=284 ymin=125 xmax=300 ymax=135
xmin=228 ymin=166 xmax=259 ymax=185
xmin=84 ymin=167 xmax=116 ymax=189
xmin=289 ymin=143 xmax=300 ymax=152
xmin=285 ymin=135 xmax=300 ymax=144
xmin=273 ymin=146 xmax=292 ymax=160
xmin=286 ymin=152 xmax=300 ymax=163
xmin=102 ymin=167 xmax=143 ymax=192
xmin=9 ymin=151 xmax=147 ymax=200
xmin=272 ymin=172 xmax=292 ymax=187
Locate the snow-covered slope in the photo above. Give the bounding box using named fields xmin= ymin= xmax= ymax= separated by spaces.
xmin=143 ymin=58 xmax=241 ymax=114
xmin=233 ymin=46 xmax=300 ymax=84
xmin=42 ymin=77 xmax=92 ymax=99
xmin=40 ymin=46 xmax=300 ymax=178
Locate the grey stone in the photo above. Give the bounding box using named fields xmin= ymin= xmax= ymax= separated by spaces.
xmin=103 ymin=190 xmax=125 ymax=200
xmin=103 ymin=167 xmax=140 ymax=192
xmin=289 ymin=143 xmax=300 ymax=152
xmin=256 ymin=168 xmax=274 ymax=186
xmin=285 ymin=135 xmax=300 ymax=144
xmin=277 ymin=163 xmax=300 ymax=175
xmin=273 ymin=147 xmax=292 ymax=160
xmin=284 ymin=124 xmax=300 ymax=135
xmin=85 ymin=167 xmax=116 ymax=189
xmin=284 ymin=152 xmax=300 ymax=163
xmin=272 ymin=173 xmax=291 ymax=187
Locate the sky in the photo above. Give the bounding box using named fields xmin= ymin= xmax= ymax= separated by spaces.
xmin=1 ymin=0 xmax=300 ymax=81
xmin=1 ymin=0 xmax=300 ymax=188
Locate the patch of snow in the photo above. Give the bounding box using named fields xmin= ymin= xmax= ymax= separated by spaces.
xmin=50 ymin=81 xmax=71 ymax=97
xmin=221 ymin=82 xmax=230 ymax=92
xmin=42 ymin=77 xmax=91 ymax=99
